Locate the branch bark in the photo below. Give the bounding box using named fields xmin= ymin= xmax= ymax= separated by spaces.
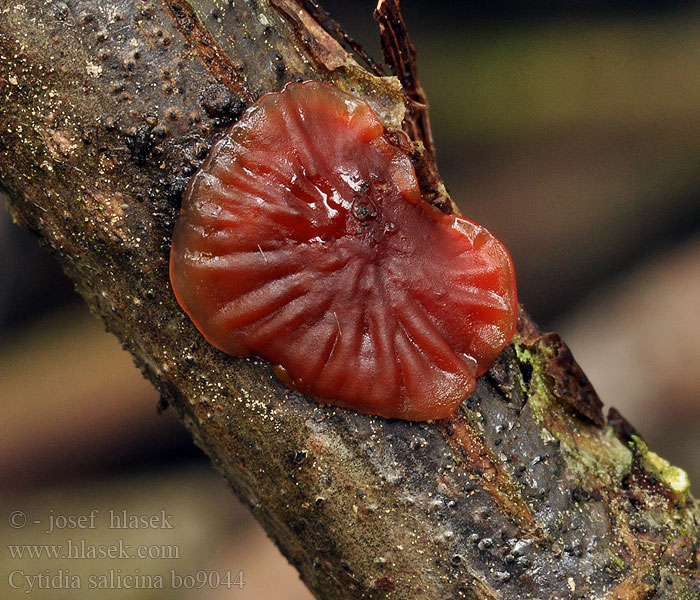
xmin=1 ymin=1 xmax=698 ymax=598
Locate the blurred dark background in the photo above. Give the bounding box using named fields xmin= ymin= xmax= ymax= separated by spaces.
xmin=2 ymin=1 xmax=699 ymax=598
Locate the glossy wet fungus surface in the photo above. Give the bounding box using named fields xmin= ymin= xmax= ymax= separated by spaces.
xmin=170 ymin=80 xmax=517 ymax=420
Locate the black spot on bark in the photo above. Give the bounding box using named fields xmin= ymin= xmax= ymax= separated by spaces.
xmin=125 ymin=125 xmax=157 ymax=166
xmin=199 ymin=84 xmax=246 ymax=124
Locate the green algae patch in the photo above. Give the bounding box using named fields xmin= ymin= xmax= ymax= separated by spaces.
xmin=630 ymin=435 xmax=690 ymax=495
xmin=512 ymin=336 xmax=633 ymax=485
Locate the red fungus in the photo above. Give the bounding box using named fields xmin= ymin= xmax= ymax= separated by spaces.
xmin=170 ymin=80 xmax=517 ymax=420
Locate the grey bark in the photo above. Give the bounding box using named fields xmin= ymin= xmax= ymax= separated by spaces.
xmin=1 ymin=0 xmax=698 ymax=598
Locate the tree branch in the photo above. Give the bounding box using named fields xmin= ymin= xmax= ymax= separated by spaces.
xmin=1 ymin=0 xmax=698 ymax=598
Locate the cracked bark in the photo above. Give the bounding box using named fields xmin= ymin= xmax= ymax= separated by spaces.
xmin=1 ymin=0 xmax=698 ymax=598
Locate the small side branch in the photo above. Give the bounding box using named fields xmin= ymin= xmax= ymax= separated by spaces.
xmin=375 ymin=0 xmax=434 ymax=157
